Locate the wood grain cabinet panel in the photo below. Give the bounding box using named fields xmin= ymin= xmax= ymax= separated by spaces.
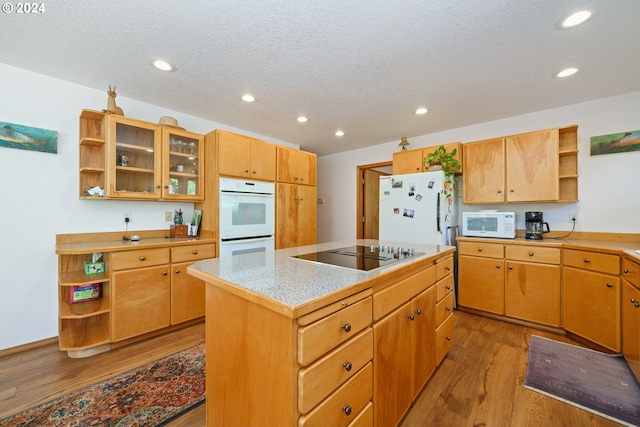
xmin=505 ymin=261 xmax=561 ymax=327
xmin=458 ymin=255 xmax=505 ymax=314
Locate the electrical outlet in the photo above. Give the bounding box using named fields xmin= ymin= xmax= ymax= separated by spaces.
xmin=165 ymin=211 xmax=172 ymax=222
xmin=123 ymin=211 xmax=131 ymax=223
xmin=569 ymin=211 xmax=577 ymax=222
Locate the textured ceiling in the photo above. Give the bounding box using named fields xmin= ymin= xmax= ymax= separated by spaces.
xmin=2 ymin=0 xmax=639 ymax=156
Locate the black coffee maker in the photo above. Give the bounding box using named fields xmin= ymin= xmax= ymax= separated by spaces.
xmin=525 ymin=211 xmax=550 ymax=240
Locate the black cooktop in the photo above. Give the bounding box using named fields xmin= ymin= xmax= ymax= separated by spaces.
xmin=292 ymin=245 xmax=424 ymax=271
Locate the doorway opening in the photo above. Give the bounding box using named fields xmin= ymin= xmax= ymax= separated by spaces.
xmin=356 ymin=161 xmax=393 ymax=239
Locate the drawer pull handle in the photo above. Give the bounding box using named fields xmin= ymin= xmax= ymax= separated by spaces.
xmin=584 ymin=258 xmax=590 ymax=263
xmin=529 ymin=252 xmax=534 ymax=256
xmin=343 ymin=406 xmax=352 ymax=416
xmin=140 ymin=256 xmax=146 ymax=261
xmin=446 ymin=306 xmax=451 ymax=312
xmin=478 ymin=248 xmax=483 ymax=252
xmin=446 ymin=336 xmax=451 ymax=341
xmin=162 ymin=271 xmax=168 ymax=276
xmin=496 ymin=265 xmax=501 ymax=269
xmin=624 ymin=269 xmax=630 ymax=274
xmin=508 ymin=265 xmax=513 ymax=270
xmin=343 ymin=362 xmax=352 ymax=372
xmin=408 ymin=314 xmax=415 ymax=321
xmin=415 ymin=308 xmax=422 ymax=315
xmin=342 ymin=323 xmax=351 ymax=333
xmin=445 ymin=285 xmax=451 ymax=290
xmin=193 ymin=250 xmax=198 ymax=255
xmin=445 ymin=266 xmax=451 ymax=271
xmin=175 ymin=269 xmax=180 ymax=274
xmin=606 ymin=283 xmax=613 ymax=288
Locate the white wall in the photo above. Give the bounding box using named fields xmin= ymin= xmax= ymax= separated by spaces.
xmin=317 ymin=90 xmax=640 ymax=243
xmin=0 ymin=63 xmax=297 ymax=351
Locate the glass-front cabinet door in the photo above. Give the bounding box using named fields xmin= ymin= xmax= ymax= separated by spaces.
xmin=106 ymin=116 xmax=161 ymax=199
xmin=162 ymin=127 xmax=204 ymax=201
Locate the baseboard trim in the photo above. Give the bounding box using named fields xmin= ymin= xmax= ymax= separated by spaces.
xmin=0 ymin=336 xmax=58 ymax=358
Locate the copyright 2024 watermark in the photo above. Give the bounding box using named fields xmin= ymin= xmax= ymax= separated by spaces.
xmin=2 ymin=2 xmax=46 ymax=13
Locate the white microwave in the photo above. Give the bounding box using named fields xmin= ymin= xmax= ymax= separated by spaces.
xmin=462 ymin=212 xmax=516 ymax=239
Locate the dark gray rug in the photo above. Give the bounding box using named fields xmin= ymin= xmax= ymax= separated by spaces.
xmin=525 ymin=335 xmax=640 ymax=426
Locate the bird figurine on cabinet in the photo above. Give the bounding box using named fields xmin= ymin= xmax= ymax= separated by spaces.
xmin=103 ymin=85 xmax=124 ymax=115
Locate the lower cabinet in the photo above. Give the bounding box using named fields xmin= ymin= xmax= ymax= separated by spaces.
xmin=622 ymin=276 xmax=640 ymax=381
xmin=458 ymin=241 xmax=505 ymax=314
xmin=563 ymin=249 xmax=621 ymax=352
xmin=56 ymin=235 xmax=215 ymax=357
xmin=373 ymin=264 xmax=440 ymax=427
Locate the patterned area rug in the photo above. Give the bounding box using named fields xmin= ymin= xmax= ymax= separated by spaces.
xmin=525 ymin=335 xmax=640 ymax=427
xmin=0 ymin=344 xmax=205 ymax=427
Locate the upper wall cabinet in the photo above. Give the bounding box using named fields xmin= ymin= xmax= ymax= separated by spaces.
xmin=276 ymin=146 xmax=317 ymax=185
xmin=78 ymin=110 xmax=204 ymax=201
xmin=463 ymin=125 xmax=578 ymax=204
xmin=393 ymin=142 xmax=462 ymax=175
xmin=217 ymin=130 xmax=276 ymax=181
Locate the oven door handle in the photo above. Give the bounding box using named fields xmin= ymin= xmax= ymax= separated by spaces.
xmin=220 ymin=236 xmax=274 ymax=245
xmin=220 ymin=191 xmax=275 ymax=197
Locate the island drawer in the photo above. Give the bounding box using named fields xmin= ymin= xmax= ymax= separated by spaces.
xmin=436 ymin=292 xmax=454 ymax=326
xmin=298 ymin=328 xmax=372 ymax=414
xmin=563 ymin=249 xmax=620 ymax=275
xmin=436 ymin=313 xmax=454 ymax=364
xmin=506 ymin=245 xmax=560 ymax=265
xmin=435 ymin=274 xmax=454 ymax=302
xmin=171 ymin=243 xmax=216 ymax=263
xmin=298 ymin=362 xmax=372 ymax=427
xmin=373 ymin=266 xmax=435 ymax=321
xmin=111 ymin=248 xmax=170 ymax=271
xmin=623 ymin=257 xmax=640 ymax=288
xmin=458 ymin=241 xmax=504 ymax=259
xmin=298 ymin=297 xmax=372 ymax=366
xmin=436 ymin=256 xmax=454 ymax=280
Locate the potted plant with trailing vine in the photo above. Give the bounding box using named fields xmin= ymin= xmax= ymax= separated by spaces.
xmin=423 ymin=145 xmax=461 ymax=209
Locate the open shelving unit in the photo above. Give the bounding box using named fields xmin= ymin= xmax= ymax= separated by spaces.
xmin=558 ymin=125 xmax=579 ymax=202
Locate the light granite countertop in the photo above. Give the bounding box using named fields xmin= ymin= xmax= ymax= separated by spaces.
xmin=188 ymin=239 xmax=454 ymax=310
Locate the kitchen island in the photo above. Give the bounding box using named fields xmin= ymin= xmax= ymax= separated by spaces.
xmin=188 ymin=239 xmax=456 ymax=427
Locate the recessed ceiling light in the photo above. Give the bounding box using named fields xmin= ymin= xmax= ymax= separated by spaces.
xmin=415 ymin=108 xmax=428 ymax=115
xmin=556 ymin=68 xmax=578 ymax=78
xmin=242 ymin=94 xmax=255 ymax=103
xmin=150 ymin=59 xmax=176 ymax=72
xmin=558 ymin=10 xmax=592 ymax=29
xmin=297 ymin=116 xmax=308 ymax=123
xmin=335 ymin=130 xmax=344 ymax=137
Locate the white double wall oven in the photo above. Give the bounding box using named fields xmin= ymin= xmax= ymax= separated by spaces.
xmin=219 ymin=177 xmax=275 ymax=257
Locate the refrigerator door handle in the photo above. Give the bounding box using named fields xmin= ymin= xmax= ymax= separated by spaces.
xmin=436 ymin=192 xmax=441 ymax=232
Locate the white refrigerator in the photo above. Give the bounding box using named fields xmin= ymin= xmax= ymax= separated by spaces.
xmin=379 ymin=171 xmax=457 ymax=246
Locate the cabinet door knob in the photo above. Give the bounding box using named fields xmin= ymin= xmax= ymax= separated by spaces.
xmin=529 ymin=252 xmax=534 ymax=256
xmin=162 ymin=271 xmax=168 ymax=276
xmin=497 ymin=190 xmax=502 ymax=194
xmin=478 ymin=248 xmax=483 ymax=252
xmin=606 ymin=283 xmax=613 ymax=288
xmin=408 ymin=314 xmax=415 ymax=321
xmin=508 ymin=265 xmax=513 ymax=270
xmin=496 ymin=264 xmax=501 ymax=269
xmin=140 ymin=256 xmax=146 ymax=261
xmin=446 ymin=306 xmax=451 ymax=312
xmin=156 ymin=185 xmax=162 ymax=189
xmin=445 ymin=285 xmax=451 ymax=290
xmin=343 ymin=362 xmax=352 ymax=372
xmin=175 ymin=269 xmax=180 ymax=274
xmin=164 ymin=185 xmax=169 ymax=189
xmin=624 ymin=269 xmax=630 ymax=274
xmin=415 ymin=308 xmax=422 ymax=315
xmin=631 ymin=298 xmax=638 ymax=303
xmin=584 ymin=258 xmax=590 ymax=263
xmin=245 ymin=169 xmax=249 ymax=173
xmin=445 ymin=266 xmax=451 ymax=271
xmin=343 ymin=406 xmax=352 ymax=416
xmin=342 ymin=323 xmax=351 ymax=332
xmin=252 ymin=171 xmax=256 ymax=174
xmin=446 ymin=336 xmax=451 ymax=341
xmin=509 ymin=189 xmax=515 ymax=193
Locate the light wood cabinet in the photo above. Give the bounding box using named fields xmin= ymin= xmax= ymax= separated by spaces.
xmin=373 ymin=266 xmax=437 ymax=427
xmin=277 ymin=146 xmax=317 ymax=185
xmin=463 ymin=125 xmax=578 ymax=203
xmin=505 ymin=245 xmax=561 ymax=327
xmin=435 ymin=256 xmax=455 ymax=364
xmin=621 ymin=256 xmax=640 ymax=380
xmin=458 ymin=240 xmax=562 ymax=327
xmin=458 ymin=241 xmax=505 ymax=314
xmin=276 ymin=183 xmax=317 ymax=249
xmin=392 ymin=142 xmax=462 ymax=175
xmin=79 ymin=110 xmax=204 ymax=201
xmin=56 ymin=233 xmax=215 ymax=357
xmin=563 ymin=249 xmax=621 ymax=352
xmin=217 ymin=129 xmax=276 ymax=181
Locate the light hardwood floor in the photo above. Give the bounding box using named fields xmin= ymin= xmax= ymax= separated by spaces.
xmin=0 ymin=311 xmax=623 ymax=426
